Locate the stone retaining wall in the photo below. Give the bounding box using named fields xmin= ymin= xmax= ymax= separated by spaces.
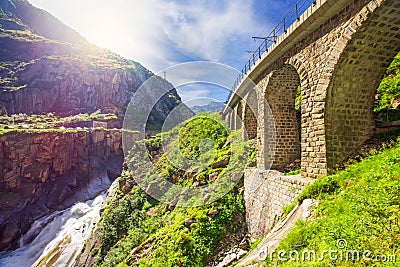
xmin=244 ymin=169 xmax=313 ymax=239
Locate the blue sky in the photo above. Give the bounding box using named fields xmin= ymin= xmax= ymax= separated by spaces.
xmin=29 ymin=0 xmax=299 ymax=105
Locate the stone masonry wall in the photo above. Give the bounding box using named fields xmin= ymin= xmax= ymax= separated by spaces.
xmin=244 ymin=169 xmax=312 ymax=239
xmin=324 ymin=0 xmax=400 ymax=170
xmin=294 ymin=0 xmax=400 ymax=175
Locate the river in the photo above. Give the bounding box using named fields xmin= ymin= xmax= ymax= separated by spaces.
xmin=0 ymin=176 xmax=112 ymax=267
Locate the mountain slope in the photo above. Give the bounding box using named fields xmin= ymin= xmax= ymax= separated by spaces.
xmin=0 ymin=0 xmax=181 ymax=125
xmin=0 ymin=0 xmax=86 ymax=44
xmin=270 ymin=135 xmax=400 ymax=266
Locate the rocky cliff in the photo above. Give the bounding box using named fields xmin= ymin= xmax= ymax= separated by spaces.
xmin=0 ymin=0 xmax=181 ymax=124
xmin=0 ymin=129 xmax=136 ymax=251
xmin=0 ymin=0 xmax=184 ymax=252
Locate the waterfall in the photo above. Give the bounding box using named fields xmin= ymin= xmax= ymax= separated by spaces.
xmin=0 ymin=175 xmax=113 ymax=267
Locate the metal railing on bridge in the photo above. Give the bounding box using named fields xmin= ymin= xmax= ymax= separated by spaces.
xmin=227 ymin=0 xmax=317 ymax=103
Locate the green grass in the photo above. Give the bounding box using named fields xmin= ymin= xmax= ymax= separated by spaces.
xmin=295 ymin=85 xmax=301 ymax=111
xmin=0 ymin=27 xmax=48 ymax=43
xmin=268 ymin=138 xmax=400 ymax=266
xmin=154 ymin=113 xmax=231 ymax=183
xmin=0 ymin=127 xmax=88 ymax=135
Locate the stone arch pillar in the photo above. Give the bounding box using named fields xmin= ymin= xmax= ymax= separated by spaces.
xmin=224 ymin=112 xmax=231 ymax=128
xmin=229 ymin=111 xmax=235 ymax=129
xmin=234 ymin=101 xmax=243 ymax=130
xmin=260 ymin=64 xmax=301 ymax=170
xmin=242 ymin=89 xmax=258 ymax=141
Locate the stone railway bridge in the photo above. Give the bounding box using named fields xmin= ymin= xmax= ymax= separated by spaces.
xmin=224 ymin=0 xmax=400 ymax=179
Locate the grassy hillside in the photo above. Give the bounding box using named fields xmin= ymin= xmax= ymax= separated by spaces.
xmin=84 ymin=113 xmax=255 ymax=267
xmin=268 ymin=135 xmax=400 ymax=266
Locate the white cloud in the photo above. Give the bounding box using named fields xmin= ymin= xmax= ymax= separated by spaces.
xmin=176 ymin=84 xmax=225 ymax=107
xmin=158 ymin=62 xmax=239 ymax=105
xmin=163 ymin=0 xmax=260 ymax=62
xmin=28 ymin=0 xmax=265 ymax=72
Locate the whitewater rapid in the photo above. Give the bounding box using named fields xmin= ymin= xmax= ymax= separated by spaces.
xmin=0 ymin=175 xmax=112 ymax=267
xmin=0 ymin=194 xmax=104 ymax=267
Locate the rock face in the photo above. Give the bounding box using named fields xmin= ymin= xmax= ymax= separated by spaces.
xmin=0 ymin=129 xmax=134 ymax=251
xmin=0 ymin=57 xmax=154 ymax=117
xmin=0 ymin=0 xmax=181 ymax=123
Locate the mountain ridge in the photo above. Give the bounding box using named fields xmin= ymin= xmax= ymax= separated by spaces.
xmin=191 ymin=101 xmax=225 ymax=114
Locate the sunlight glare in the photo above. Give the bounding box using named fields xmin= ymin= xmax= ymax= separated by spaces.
xmin=84 ymin=4 xmax=130 ymax=51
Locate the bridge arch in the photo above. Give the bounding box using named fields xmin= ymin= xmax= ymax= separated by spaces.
xmin=324 ymin=0 xmax=400 ymax=170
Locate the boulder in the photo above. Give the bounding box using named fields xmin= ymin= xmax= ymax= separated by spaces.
xmin=0 ymin=222 xmax=20 ymax=251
